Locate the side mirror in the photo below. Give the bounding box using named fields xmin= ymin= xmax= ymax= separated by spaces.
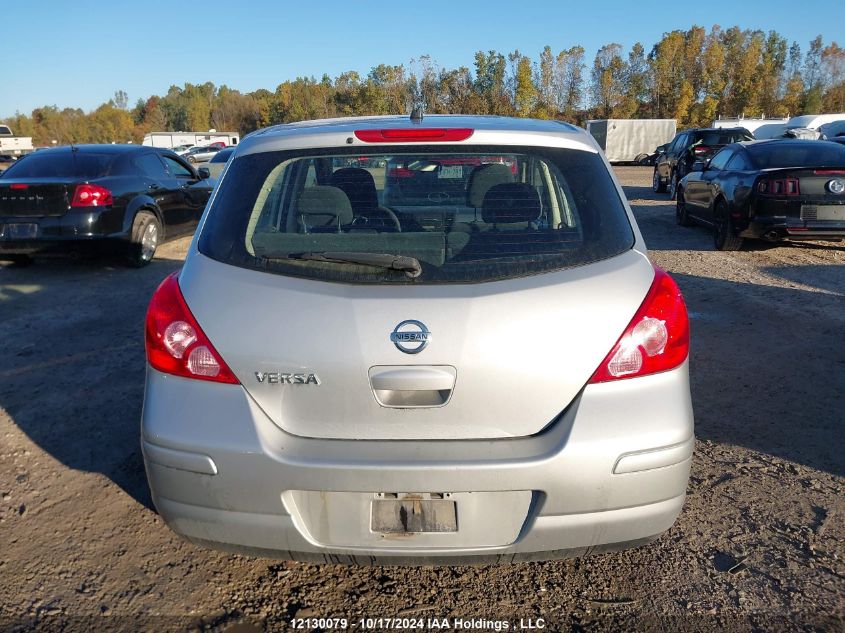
xmin=198 ymin=167 xmax=211 ymax=180
xmin=691 ymin=161 xmax=706 ymax=173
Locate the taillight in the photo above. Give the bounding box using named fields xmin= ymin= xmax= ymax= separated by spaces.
xmin=388 ymin=167 xmax=414 ymax=178
xmin=71 ymin=183 xmax=113 ymax=207
xmin=145 ymin=273 xmax=239 ymax=384
xmin=9 ymin=183 xmax=29 ymax=190
xmin=693 ymin=145 xmax=712 ymax=154
xmin=757 ymin=178 xmax=800 ymax=196
xmin=354 ymin=128 xmax=474 ymax=143
xmin=589 ymin=268 xmax=689 ymax=383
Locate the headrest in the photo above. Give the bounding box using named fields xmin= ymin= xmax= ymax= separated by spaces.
xmin=481 ymin=183 xmax=542 ymax=224
xmin=467 ymin=163 xmax=515 ymax=208
xmin=329 ymin=167 xmax=379 ymax=213
xmin=297 ymin=186 xmax=353 ymax=227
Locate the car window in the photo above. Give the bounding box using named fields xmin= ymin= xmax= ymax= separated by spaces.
xmin=198 ymin=145 xmax=635 ymax=284
xmin=707 ymin=149 xmax=734 ymax=171
xmin=1 ymin=151 xmax=117 ymax=179
xmin=210 ymin=148 xmax=234 ymax=163
xmin=135 ymin=153 xmax=168 ymax=178
xmin=696 ymin=130 xmax=754 ymax=145
xmin=725 ymin=151 xmax=751 ymax=171
xmin=670 ymin=134 xmax=686 ymax=153
xmin=162 ymin=155 xmax=194 ymax=178
xmin=746 ymin=142 xmax=845 ymax=168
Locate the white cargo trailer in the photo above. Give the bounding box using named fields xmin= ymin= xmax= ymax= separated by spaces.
xmin=142 ymin=131 xmax=240 ymax=149
xmin=586 ymin=119 xmax=676 ymax=163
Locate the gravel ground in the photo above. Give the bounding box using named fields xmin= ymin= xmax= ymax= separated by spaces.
xmin=0 ymin=166 xmax=842 ymax=632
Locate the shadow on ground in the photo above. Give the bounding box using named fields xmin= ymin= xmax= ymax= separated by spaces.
xmin=0 ymin=255 xmax=184 ymax=509
xmin=673 ymin=270 xmax=844 ymax=476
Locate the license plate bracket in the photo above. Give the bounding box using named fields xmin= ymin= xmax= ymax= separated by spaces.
xmin=371 ymin=497 xmax=457 ymax=533
xmin=801 ymin=204 xmax=845 ymax=221
xmin=1 ymin=223 xmax=38 ymax=239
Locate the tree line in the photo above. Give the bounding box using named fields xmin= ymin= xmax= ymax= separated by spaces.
xmin=4 ymin=25 xmax=844 ymax=146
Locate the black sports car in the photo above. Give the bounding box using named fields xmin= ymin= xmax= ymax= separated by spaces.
xmin=676 ymin=140 xmax=845 ymax=250
xmin=0 ymin=144 xmax=212 ymax=266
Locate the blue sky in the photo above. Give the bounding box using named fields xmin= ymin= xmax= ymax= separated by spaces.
xmin=0 ymin=0 xmax=837 ymax=118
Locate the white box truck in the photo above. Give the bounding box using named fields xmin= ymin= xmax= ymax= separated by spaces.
xmin=586 ymin=119 xmax=677 ymax=163
xmin=142 ymin=130 xmax=240 ymax=149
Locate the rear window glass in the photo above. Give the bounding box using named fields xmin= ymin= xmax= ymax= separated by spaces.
xmin=198 ymin=145 xmax=634 ymax=284
xmin=210 ymin=148 xmax=234 ymax=163
xmin=1 ymin=151 xmax=117 ymax=179
xmin=747 ymin=142 xmax=845 ymax=169
xmin=695 ymin=130 xmax=753 ymax=145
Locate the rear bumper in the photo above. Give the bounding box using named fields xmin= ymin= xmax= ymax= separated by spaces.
xmin=142 ymin=362 xmax=694 ymax=564
xmin=743 ymin=199 xmax=845 ymax=240
xmin=741 ymin=217 xmax=845 ymax=240
xmin=0 ymin=211 xmax=130 ymax=256
xmin=154 ymin=495 xmax=682 ymax=565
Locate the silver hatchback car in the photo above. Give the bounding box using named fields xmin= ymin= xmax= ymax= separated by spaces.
xmin=142 ymin=115 xmax=693 ymax=564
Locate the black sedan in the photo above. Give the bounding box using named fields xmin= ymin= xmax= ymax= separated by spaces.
xmin=0 ymin=144 xmax=212 ymax=266
xmin=676 ymin=140 xmax=845 ymax=250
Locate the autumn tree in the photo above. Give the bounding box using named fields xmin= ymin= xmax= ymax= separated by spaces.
xmin=803 ymin=36 xmax=825 ymax=112
xmin=821 ymin=42 xmax=845 ymax=111
xmin=513 ymin=54 xmax=538 ymax=114
xmin=558 ymin=46 xmax=586 ymax=120
xmin=4 ymin=27 xmax=842 ymax=145
xmin=591 ymin=44 xmax=626 ymax=118
xmin=619 ymin=43 xmax=650 ymax=118
xmin=473 ymin=50 xmax=508 ymax=114
xmin=781 ymin=42 xmax=804 ymax=116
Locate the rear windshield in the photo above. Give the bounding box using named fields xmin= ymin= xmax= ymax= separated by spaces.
xmin=694 ymin=130 xmax=754 ymax=145
xmin=747 ymin=142 xmax=845 ymax=169
xmin=198 ymin=145 xmax=634 ymax=284
xmin=210 ymin=148 xmax=234 ymax=163
xmin=1 ymin=151 xmax=118 ymax=179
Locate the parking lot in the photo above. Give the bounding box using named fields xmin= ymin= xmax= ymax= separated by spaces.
xmin=0 ymin=166 xmax=842 ymax=632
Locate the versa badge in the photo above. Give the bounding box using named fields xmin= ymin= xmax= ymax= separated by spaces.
xmin=255 ymin=372 xmax=320 ymax=385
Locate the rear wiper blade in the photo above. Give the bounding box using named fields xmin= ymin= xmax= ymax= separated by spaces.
xmin=265 ymin=251 xmax=422 ymax=279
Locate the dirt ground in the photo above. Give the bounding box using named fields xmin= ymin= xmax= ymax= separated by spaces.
xmin=0 ymin=166 xmax=842 ymax=632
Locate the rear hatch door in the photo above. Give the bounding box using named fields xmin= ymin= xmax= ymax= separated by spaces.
xmin=180 ymin=249 xmax=654 ymax=440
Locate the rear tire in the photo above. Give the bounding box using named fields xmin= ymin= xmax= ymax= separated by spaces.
xmin=668 ymin=171 xmax=679 ymax=200
xmin=713 ymin=200 xmax=743 ymax=251
xmin=675 ymin=188 xmax=692 ymax=226
xmin=125 ymin=211 xmax=161 ymax=267
xmin=652 ymin=168 xmax=667 ymax=193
